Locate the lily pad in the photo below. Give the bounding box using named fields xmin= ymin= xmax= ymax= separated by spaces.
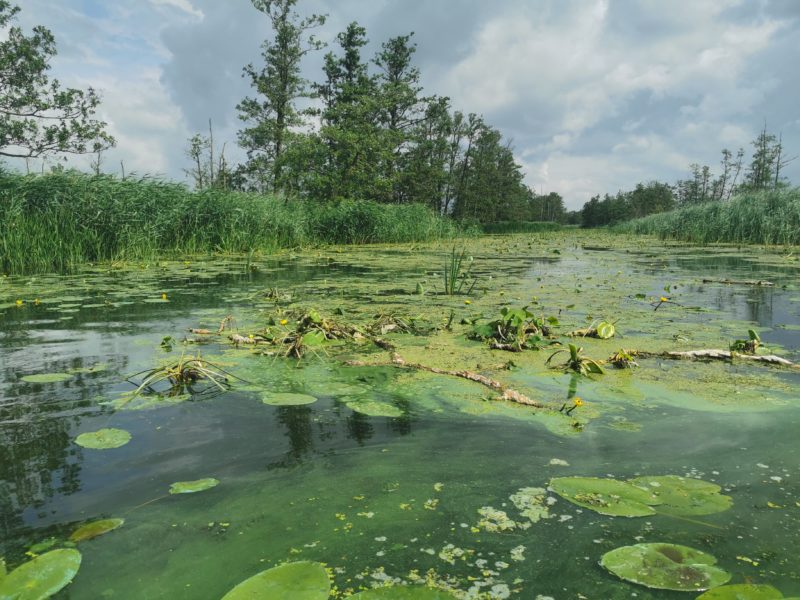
xmin=262 ymin=392 xmax=318 ymax=406
xmin=0 ymin=549 xmax=82 ymax=600
xmin=20 ymin=372 xmax=74 ymax=384
xmin=169 ymin=478 xmax=219 ymax=494
xmin=75 ymin=428 xmax=131 ymax=449
xmin=221 ymin=561 xmax=330 ymax=600
xmin=600 ymin=543 xmax=731 ymax=591
xmin=596 ymin=321 xmax=616 ymax=339
xmin=344 ymin=399 xmax=403 ymax=418
xmin=628 ymin=475 xmax=733 ymax=516
xmin=69 ymin=518 xmax=124 ymax=542
xmin=696 ymin=584 xmax=784 ymax=599
xmin=549 ymin=476 xmax=661 ymax=517
xmin=350 ymin=586 xmax=459 ymax=599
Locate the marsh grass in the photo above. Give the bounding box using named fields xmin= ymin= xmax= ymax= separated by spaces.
xmin=0 ymin=171 xmax=464 ymax=274
xmin=617 ymin=188 xmax=800 ymax=245
xmin=443 ymin=247 xmax=476 ymax=295
xmin=482 ymin=221 xmax=562 ymax=234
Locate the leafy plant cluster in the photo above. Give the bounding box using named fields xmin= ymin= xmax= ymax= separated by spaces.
xmin=467 ymin=306 xmax=556 ymax=351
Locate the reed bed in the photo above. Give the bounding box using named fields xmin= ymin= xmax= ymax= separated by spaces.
xmin=616 ymin=189 xmax=800 ymax=246
xmin=0 ymin=171 xmax=463 ymax=274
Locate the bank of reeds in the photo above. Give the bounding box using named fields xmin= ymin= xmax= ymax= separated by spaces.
xmin=482 ymin=221 xmax=562 ymax=234
xmin=616 ymin=188 xmax=800 ymax=246
xmin=0 ymin=171 xmax=464 ymax=274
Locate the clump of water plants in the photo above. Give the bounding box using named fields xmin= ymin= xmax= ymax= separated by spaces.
xmin=468 ymin=306 xmax=554 ymax=351
xmin=730 ymin=329 xmax=762 ymax=354
xmin=608 ymin=348 xmax=639 ymax=368
xmin=546 ymin=343 xmax=604 ymax=375
xmin=127 ymin=353 xmax=232 ymax=396
xmin=442 ymin=247 xmax=476 ymax=295
xmin=566 ymin=320 xmax=616 ymax=339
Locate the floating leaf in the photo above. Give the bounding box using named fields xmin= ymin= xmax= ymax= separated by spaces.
xmin=262 ymin=392 xmax=317 ymax=406
xmin=75 ymin=428 xmax=131 ymax=450
xmin=595 ymin=321 xmax=615 ymax=339
xmin=549 ymin=477 xmax=661 ymax=517
xmin=21 ymin=373 xmax=73 ymax=384
xmin=301 ymin=330 xmax=327 ymax=346
xmin=628 ymin=475 xmax=733 ymax=516
xmin=344 ymin=399 xmax=403 ymax=418
xmin=696 ymin=584 xmax=784 ymax=599
xmin=0 ymin=549 xmax=82 ymax=600
xmin=350 ymin=586 xmax=459 ymax=599
xmin=221 ymin=561 xmax=330 ymax=600
xmin=600 ymin=543 xmax=731 ymax=591
xmin=169 ymin=478 xmax=219 ymax=494
xmin=70 ymin=518 xmax=124 ymax=542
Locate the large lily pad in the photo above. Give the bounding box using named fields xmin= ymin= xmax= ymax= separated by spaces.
xmin=628 ymin=475 xmax=733 ymax=516
xmin=344 ymin=399 xmax=403 ymax=418
xmin=0 ymin=549 xmax=82 ymax=600
xmin=69 ymin=518 xmax=124 ymax=542
xmin=696 ymin=584 xmax=784 ymax=599
xmin=262 ymin=392 xmax=318 ymax=406
xmin=221 ymin=561 xmax=330 ymax=599
xmin=21 ymin=372 xmax=74 ymax=384
xmin=600 ymin=543 xmax=731 ymax=591
xmin=596 ymin=321 xmax=615 ymax=339
xmin=549 ymin=477 xmax=661 ymax=517
xmin=169 ymin=478 xmax=219 ymax=494
xmin=349 ymin=586 xmax=459 ymax=599
xmin=75 ymin=428 xmax=131 ymax=449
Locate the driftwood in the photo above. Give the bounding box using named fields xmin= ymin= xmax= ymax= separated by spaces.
xmin=634 ymin=349 xmax=797 ymax=368
xmin=702 ymin=278 xmax=774 ymax=287
xmin=346 ymin=352 xmax=546 ymax=409
xmin=188 ymin=328 xmax=212 ymax=335
xmin=566 ymin=327 xmax=598 ymax=338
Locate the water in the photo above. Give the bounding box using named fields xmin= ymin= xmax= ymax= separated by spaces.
xmin=1 ymin=235 xmax=798 ymax=599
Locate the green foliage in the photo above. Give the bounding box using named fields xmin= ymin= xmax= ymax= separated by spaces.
xmin=549 ymin=476 xmax=661 ymax=517
xmin=0 ymin=549 xmax=82 ymax=600
xmin=221 ymin=561 xmax=330 ymax=600
xmin=696 ymin=584 xmax=784 ymax=599
xmin=581 ymin=181 xmax=675 ymax=227
xmin=617 ymin=188 xmax=800 ymax=245
xmin=730 ymin=329 xmax=762 ymax=354
xmin=546 ymin=343 xmax=604 ymax=375
xmin=481 ymin=221 xmax=562 ymax=234
xmin=74 ymin=428 xmax=131 ymax=450
xmin=0 ymin=171 xmax=463 ymax=274
xmin=69 ymin=518 xmax=124 ymax=542
xmin=0 ymin=2 xmax=114 ymax=158
xmin=468 ymin=306 xmax=550 ymax=350
xmin=442 ymin=247 xmax=475 ymax=295
xmin=169 ymin=478 xmax=219 ymax=494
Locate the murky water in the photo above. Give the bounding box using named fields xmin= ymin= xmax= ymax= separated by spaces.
xmin=1 ymin=234 xmax=798 ymax=599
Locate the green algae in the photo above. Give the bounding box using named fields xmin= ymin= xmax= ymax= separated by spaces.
xmin=349 ymin=587 xmax=458 ymax=599
xmin=696 ymin=584 xmax=785 ymax=599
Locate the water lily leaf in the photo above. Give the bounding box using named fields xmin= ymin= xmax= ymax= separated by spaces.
xmin=596 ymin=321 xmax=615 ymax=339
xmin=696 ymin=584 xmax=784 ymax=599
xmin=549 ymin=477 xmax=661 ymax=517
xmin=21 ymin=372 xmax=74 ymax=384
xmin=0 ymin=549 xmax=82 ymax=600
xmin=75 ymin=428 xmax=131 ymax=449
xmin=600 ymin=543 xmax=731 ymax=591
xmin=344 ymin=399 xmax=403 ymax=418
xmin=301 ymin=330 xmax=327 ymax=346
xmin=262 ymin=392 xmax=317 ymax=406
xmin=628 ymin=475 xmax=733 ymax=516
xmin=221 ymin=561 xmax=330 ymax=600
xmin=69 ymin=518 xmax=124 ymax=542
xmin=350 ymin=586 xmax=459 ymax=599
xmin=169 ymin=478 xmax=219 ymax=494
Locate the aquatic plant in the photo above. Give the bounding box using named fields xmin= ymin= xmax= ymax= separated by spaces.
xmin=75 ymin=428 xmax=131 ymax=450
xmin=127 ymin=353 xmax=231 ymax=396
xmin=468 ymin=306 xmax=552 ymax=351
xmin=600 ymin=543 xmax=731 ymax=591
xmin=546 ymin=343 xmax=604 ymax=375
xmin=0 ymin=549 xmax=82 ymax=599
xmin=695 ymin=584 xmax=787 ymax=599
xmin=169 ymin=478 xmax=219 ymax=494
xmin=442 ymin=247 xmax=476 ymax=295
xmin=730 ymin=329 xmax=762 ymax=354
xmin=608 ymin=348 xmax=639 ymax=369
xmin=70 ymin=518 xmax=124 ymax=542
xmin=221 ymin=561 xmax=330 ymax=599
xmin=350 ymin=586 xmax=459 ymax=598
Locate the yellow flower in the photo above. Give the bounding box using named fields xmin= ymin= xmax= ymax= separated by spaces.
xmin=659 ymin=296 xmax=668 ymax=303
xmin=161 ymin=293 xmax=168 ymax=300
xmin=15 ymin=299 xmax=23 ymax=306
xmin=34 ymin=299 xmax=40 ymax=305
xmin=573 ymin=397 xmax=584 ymax=407
xmin=248 ymin=333 xmax=254 ymax=339
xmin=280 ymin=319 xmax=288 ymax=326
xmin=464 ymin=300 xmax=471 ymax=305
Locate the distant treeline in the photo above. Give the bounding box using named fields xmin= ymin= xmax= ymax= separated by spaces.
xmin=617 ymin=188 xmax=800 ymax=246
xmin=0 ymin=171 xmax=466 ymax=274
xmin=579 ymin=125 xmax=795 ymax=228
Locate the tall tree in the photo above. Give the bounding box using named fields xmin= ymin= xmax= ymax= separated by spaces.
xmin=237 ymin=0 xmax=325 ymax=192
xmin=0 ymin=1 xmax=114 ymax=159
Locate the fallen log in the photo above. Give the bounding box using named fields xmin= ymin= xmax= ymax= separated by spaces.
xmin=633 ymin=349 xmax=797 ymax=368
xmin=702 ymin=278 xmax=774 ymax=286
xmin=345 ymin=352 xmax=547 ymax=409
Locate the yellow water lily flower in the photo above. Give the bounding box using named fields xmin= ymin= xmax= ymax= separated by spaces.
xmin=464 ymin=300 xmax=471 ymax=305
xmin=573 ymin=397 xmax=584 ymax=407
xmin=659 ymin=296 xmax=668 ymax=302
xmin=161 ymin=293 xmax=168 ymax=300
xmin=280 ymin=319 xmax=288 ymax=326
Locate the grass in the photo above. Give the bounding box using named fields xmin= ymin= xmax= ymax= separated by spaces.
xmin=616 ymin=188 xmax=800 ymax=245
xmin=482 ymin=221 xmax=562 ymax=234
xmin=0 ymin=170 xmax=465 ymax=274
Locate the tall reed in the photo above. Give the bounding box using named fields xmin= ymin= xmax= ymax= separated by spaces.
xmin=616 ymin=189 xmax=800 ymax=246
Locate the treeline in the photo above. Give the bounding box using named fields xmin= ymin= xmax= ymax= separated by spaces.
xmin=185 ymin=1 xmax=564 ymax=224
xmin=580 ymin=125 xmax=795 ymax=228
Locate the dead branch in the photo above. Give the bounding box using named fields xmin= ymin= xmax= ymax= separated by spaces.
xmin=702 ymin=278 xmax=774 ymax=286
xmin=189 ymin=328 xmax=212 ymax=335
xmin=631 ymin=349 xmax=797 ymax=368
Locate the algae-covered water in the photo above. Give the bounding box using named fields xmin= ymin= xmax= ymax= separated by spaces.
xmin=1 ymin=232 xmax=799 ymax=599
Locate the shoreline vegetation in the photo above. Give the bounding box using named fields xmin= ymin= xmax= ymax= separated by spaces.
xmin=0 ymin=171 xmax=468 ymax=275
xmin=616 ymin=188 xmax=800 ymax=246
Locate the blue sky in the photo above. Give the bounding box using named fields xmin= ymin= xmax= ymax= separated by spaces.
xmin=13 ymin=0 xmax=800 ymax=208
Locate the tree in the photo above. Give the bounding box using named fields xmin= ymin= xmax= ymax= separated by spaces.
xmin=237 ymin=0 xmax=325 ymax=192
xmin=184 ymin=120 xmax=233 ymax=190
xmin=0 ymin=1 xmax=114 ymax=159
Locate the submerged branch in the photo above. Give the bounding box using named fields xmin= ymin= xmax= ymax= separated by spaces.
xmin=701 ymin=278 xmax=774 ymax=286
xmin=632 ymin=349 xmax=797 ymax=368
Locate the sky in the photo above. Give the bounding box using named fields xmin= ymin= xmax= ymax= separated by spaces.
xmin=12 ymin=0 xmax=800 ymax=209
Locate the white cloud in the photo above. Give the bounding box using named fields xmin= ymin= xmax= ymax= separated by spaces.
xmin=150 ymin=0 xmax=204 ymax=19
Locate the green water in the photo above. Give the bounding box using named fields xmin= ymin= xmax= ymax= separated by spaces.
xmin=1 ymin=233 xmax=799 ymax=599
